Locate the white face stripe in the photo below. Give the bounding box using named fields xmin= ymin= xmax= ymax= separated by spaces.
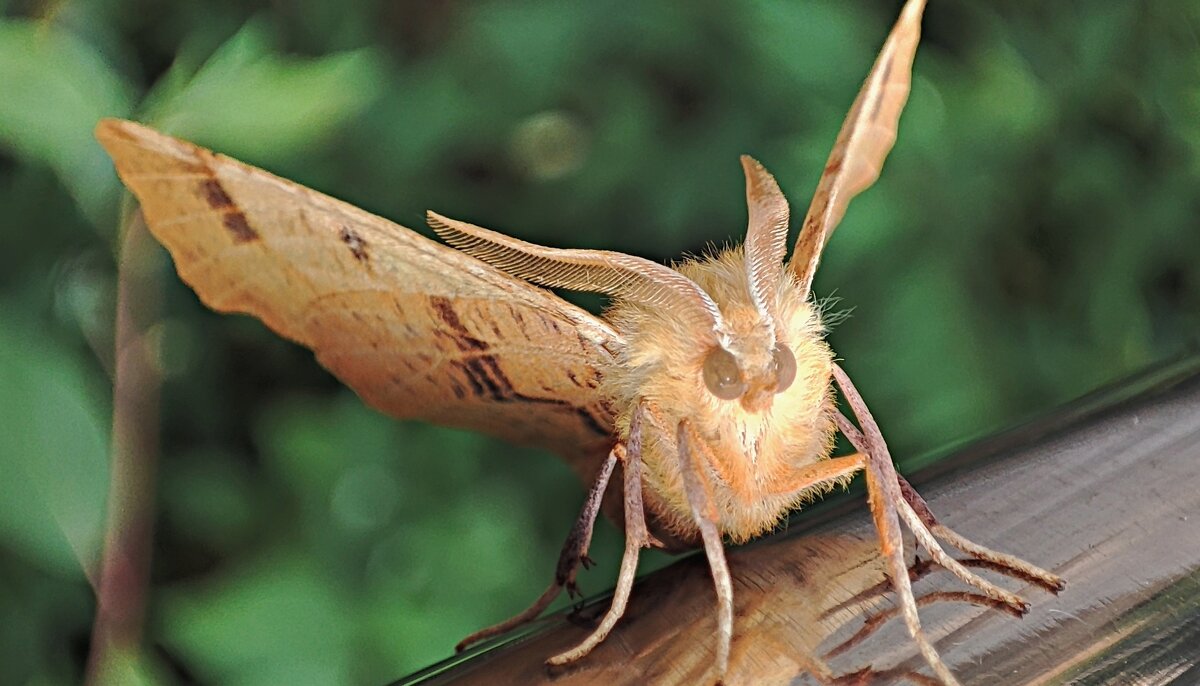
xmin=740 ymin=156 xmax=791 ymax=347
xmin=745 ymin=253 xmax=777 ymax=346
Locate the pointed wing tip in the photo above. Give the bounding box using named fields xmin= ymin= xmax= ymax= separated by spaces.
xmin=95 ymin=117 xmax=156 ymax=140
xmin=95 ymin=117 xmax=136 ymax=150
xmin=94 ymin=119 xmax=181 ymax=163
xmin=95 ymin=117 xmax=119 ymax=136
xmin=95 ymin=119 xmax=160 ymax=174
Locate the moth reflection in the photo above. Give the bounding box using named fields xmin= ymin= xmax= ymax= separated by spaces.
xmin=435 ymin=529 xmax=1027 ymax=686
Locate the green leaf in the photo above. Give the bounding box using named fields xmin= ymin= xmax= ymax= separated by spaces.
xmin=0 ymin=19 xmax=133 ymax=227
xmin=0 ymin=307 xmax=110 ymax=580
xmin=161 ymin=551 xmax=355 ymax=686
xmin=140 ymin=17 xmax=386 ymax=163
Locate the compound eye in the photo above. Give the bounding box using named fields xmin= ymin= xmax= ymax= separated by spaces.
xmin=702 ymin=347 xmax=746 ymax=400
xmin=772 ymin=343 xmax=797 ymax=393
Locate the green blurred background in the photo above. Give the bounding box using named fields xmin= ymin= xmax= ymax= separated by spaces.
xmin=2 ymin=0 xmax=1199 ymax=683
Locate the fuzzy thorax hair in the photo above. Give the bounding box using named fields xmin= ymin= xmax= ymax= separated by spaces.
xmin=601 ymin=246 xmax=841 ymax=543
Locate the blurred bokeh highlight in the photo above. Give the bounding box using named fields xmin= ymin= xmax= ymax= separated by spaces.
xmin=1 ymin=1 xmax=1199 ymax=684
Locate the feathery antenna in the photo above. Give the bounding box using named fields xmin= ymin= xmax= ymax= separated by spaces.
xmin=428 ymin=211 xmax=725 ymax=343
xmin=740 ymin=156 xmax=791 ymax=340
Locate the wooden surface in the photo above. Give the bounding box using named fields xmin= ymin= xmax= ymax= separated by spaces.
xmin=396 ymin=359 xmax=1200 ymax=685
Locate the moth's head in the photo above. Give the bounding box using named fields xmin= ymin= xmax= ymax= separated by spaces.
xmin=702 ymin=319 xmax=797 ymax=414
xmin=692 ymin=156 xmax=802 ymax=413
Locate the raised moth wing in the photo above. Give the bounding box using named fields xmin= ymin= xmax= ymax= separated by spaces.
xmin=96 ymin=119 xmax=619 ymax=477
xmin=790 ymin=0 xmax=925 ymax=296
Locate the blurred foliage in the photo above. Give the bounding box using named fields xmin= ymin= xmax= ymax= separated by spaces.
xmin=2 ymin=0 xmax=1199 ymax=684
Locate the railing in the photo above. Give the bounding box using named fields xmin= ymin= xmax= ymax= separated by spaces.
xmin=395 ymin=357 xmax=1200 ymax=685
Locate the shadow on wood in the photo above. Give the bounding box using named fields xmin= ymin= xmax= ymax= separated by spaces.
xmin=395 ymin=358 xmax=1200 ymax=685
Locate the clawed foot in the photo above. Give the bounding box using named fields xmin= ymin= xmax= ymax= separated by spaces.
xmin=455 ymin=451 xmax=620 ymax=653
xmin=454 ymin=537 xmax=603 ymax=653
xmin=896 ymin=474 xmax=1064 ymax=605
xmin=832 ymin=363 xmax=1063 ymax=686
xmin=897 ymin=474 xmax=1064 ymax=595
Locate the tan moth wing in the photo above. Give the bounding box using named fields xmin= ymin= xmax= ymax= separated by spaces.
xmin=96 ymin=119 xmax=619 ymax=475
xmin=790 ymin=0 xmax=925 ymax=295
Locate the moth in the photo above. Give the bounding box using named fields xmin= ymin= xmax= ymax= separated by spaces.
xmin=97 ymin=0 xmax=1063 ymax=682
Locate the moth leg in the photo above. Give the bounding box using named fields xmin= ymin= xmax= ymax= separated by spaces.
xmin=761 ymin=451 xmax=865 ymax=497
xmin=558 ymin=448 xmax=623 ymax=600
xmin=831 ymin=363 xmax=960 ymax=686
xmin=456 ymin=448 xmax=619 ymax=652
xmin=894 ymin=498 xmax=1027 ymax=613
xmin=677 ymin=419 xmax=734 ymax=682
xmin=547 ymin=404 xmax=650 ymax=666
xmin=831 ymin=388 xmax=1059 ymax=606
xmin=898 ymin=476 xmax=1065 ymax=591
